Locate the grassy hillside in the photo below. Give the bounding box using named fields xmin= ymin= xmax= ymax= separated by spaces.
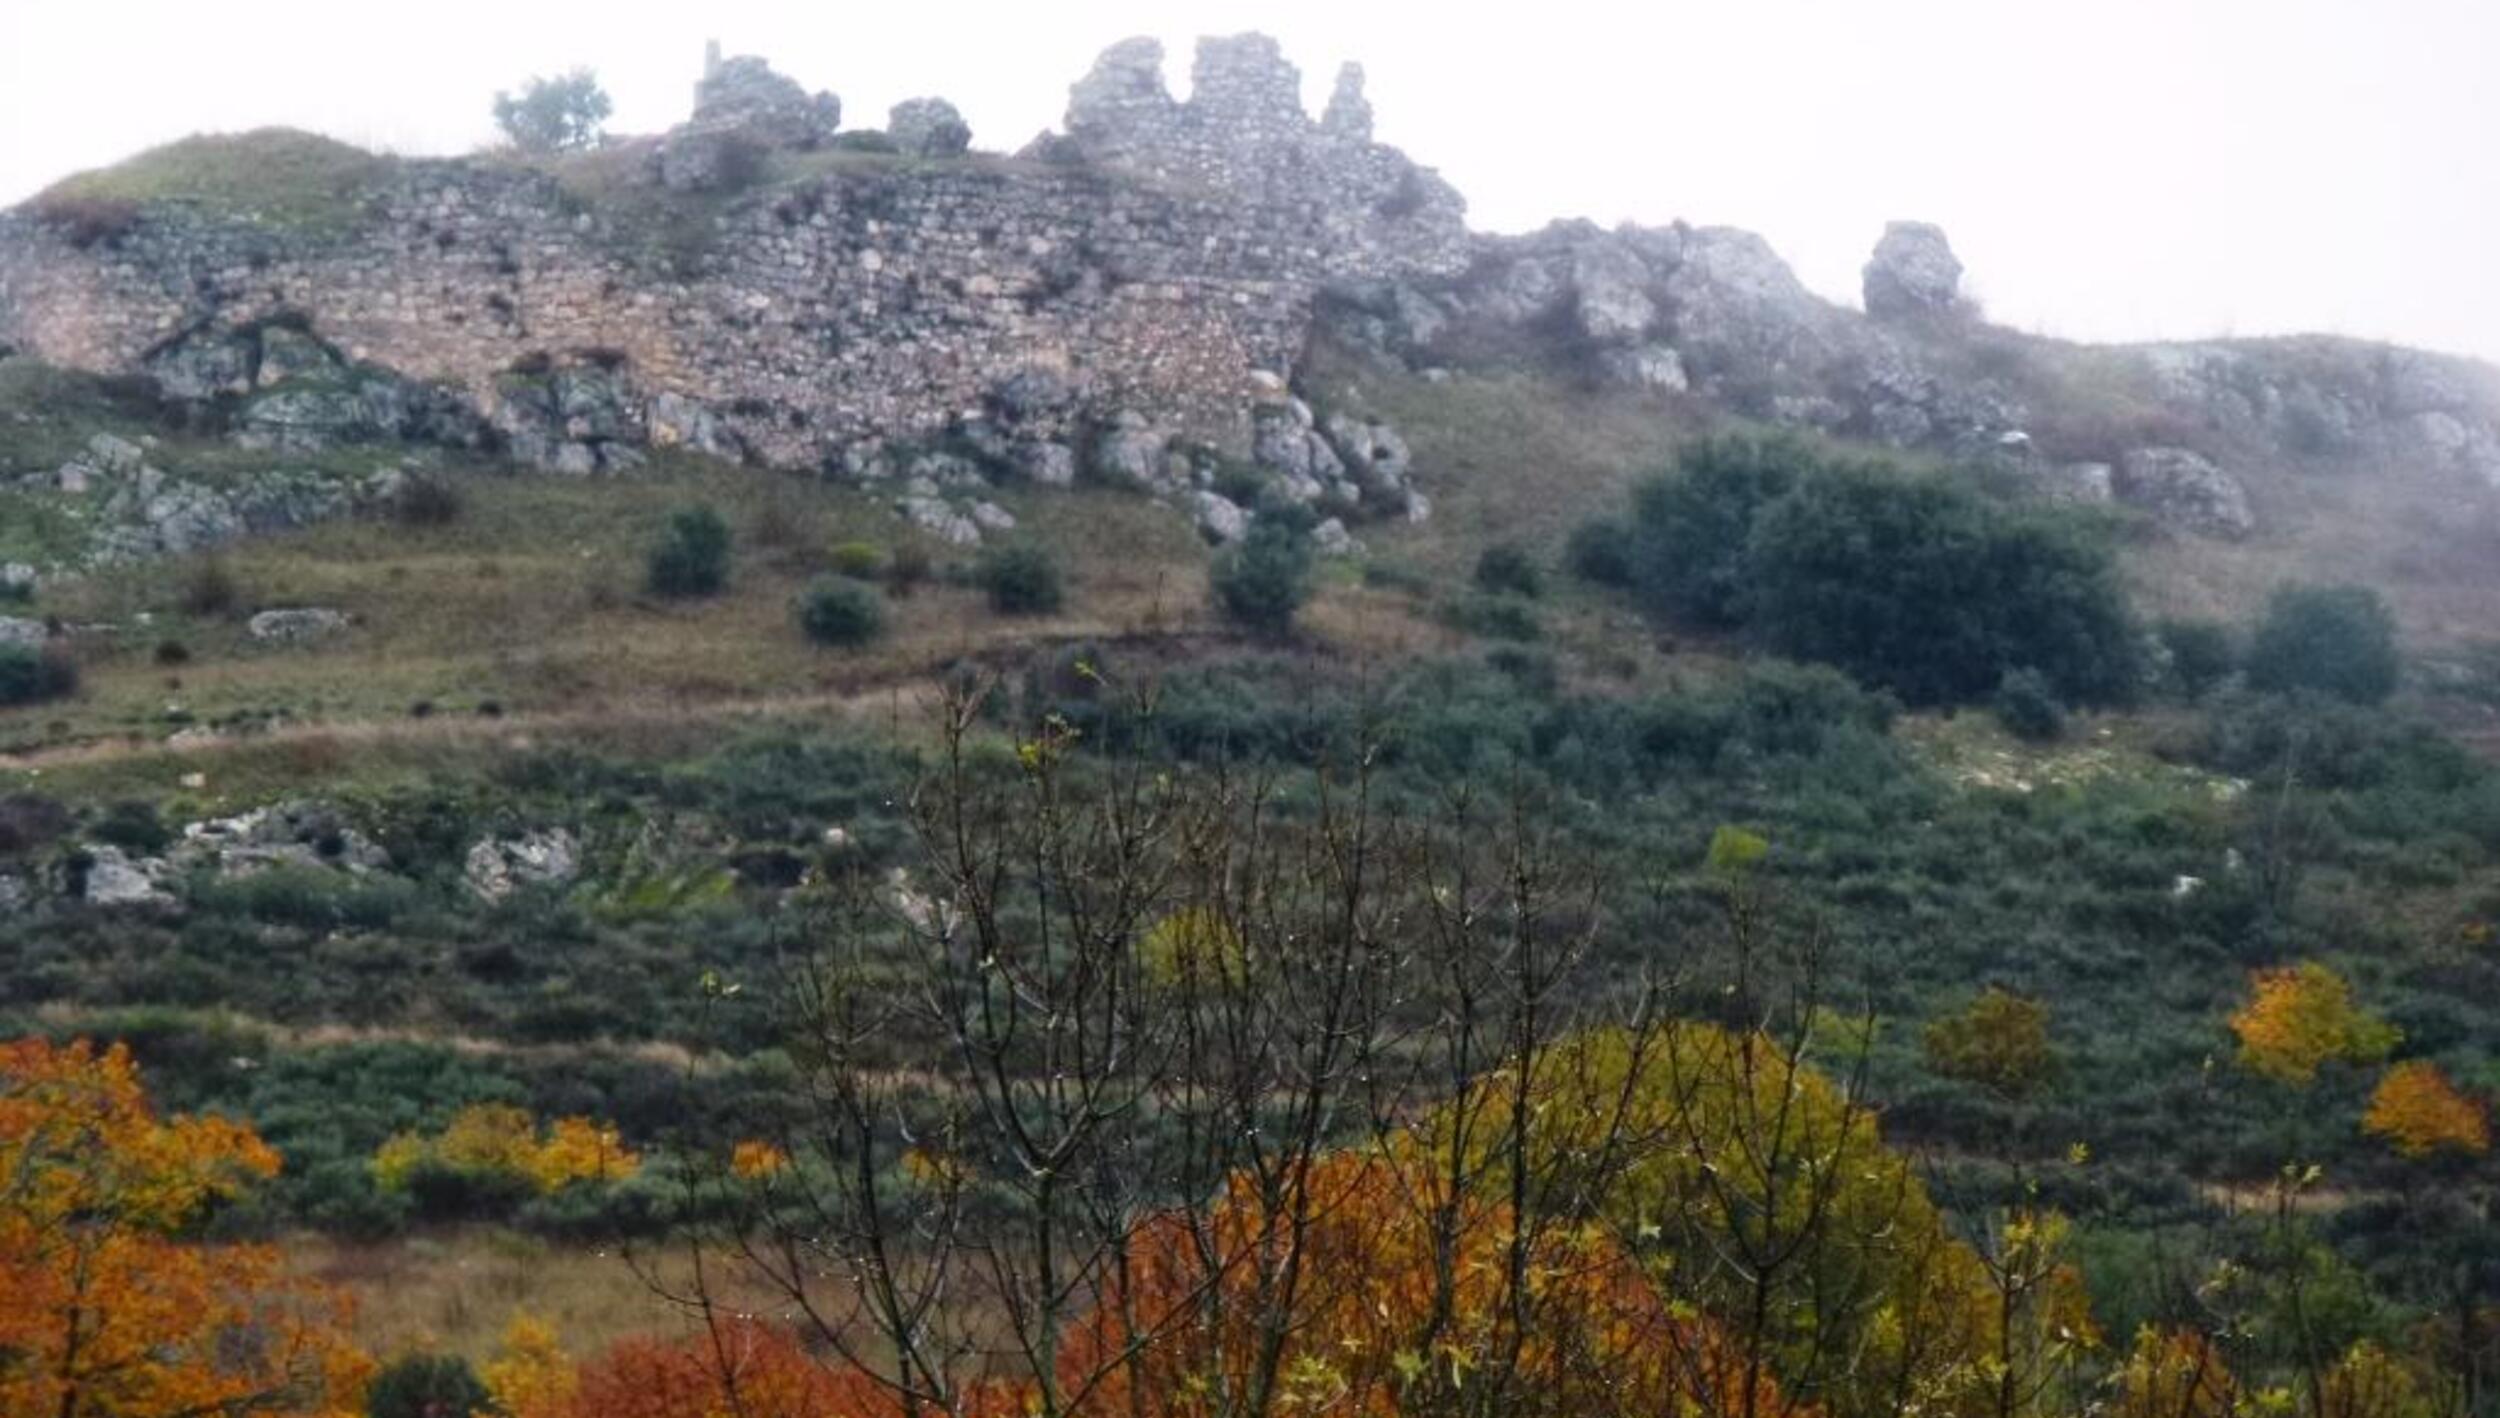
xmin=5 ymin=336 xmax=2500 ymax=1385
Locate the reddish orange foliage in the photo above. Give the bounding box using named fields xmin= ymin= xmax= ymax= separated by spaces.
xmin=563 ymin=1320 xmax=1021 ymax=1418
xmin=1063 ymin=1147 xmax=1815 ymax=1418
xmin=2363 ymin=1061 xmax=2491 ymax=1160
xmin=0 ymin=1038 xmax=372 ymax=1417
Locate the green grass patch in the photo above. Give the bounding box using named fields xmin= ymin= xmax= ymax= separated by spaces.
xmin=28 ymin=129 xmax=393 ymax=237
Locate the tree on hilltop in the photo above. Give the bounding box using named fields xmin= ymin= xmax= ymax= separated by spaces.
xmin=495 ymin=68 xmax=613 ymax=153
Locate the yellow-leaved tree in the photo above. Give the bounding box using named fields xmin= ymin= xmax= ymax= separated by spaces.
xmin=0 ymin=1037 xmax=373 ymax=1417
xmin=371 ymin=1102 xmax=639 ymax=1196
xmin=2228 ymin=962 xmax=2399 ymax=1088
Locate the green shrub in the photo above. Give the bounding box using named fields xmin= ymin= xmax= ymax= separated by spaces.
xmin=367 ymin=1354 xmax=493 ymax=1418
xmin=796 ymin=577 xmax=886 ymax=647
xmin=1565 ymin=517 xmax=1635 ymax=587
xmin=2157 ymin=618 xmax=2237 ymax=699
xmin=1447 ymin=594 xmax=1543 ymax=642
xmin=1744 ymin=464 xmax=2139 ymax=707
xmin=391 ymin=474 xmax=465 ymax=527
xmin=829 ymin=540 xmax=888 ymax=580
xmin=1993 ymin=669 xmax=2068 ymax=743
xmin=645 ymin=504 xmax=732 ymax=598
xmin=2245 ymin=584 xmax=2400 ymax=705
xmin=1473 ymin=541 xmax=1544 ymax=600
xmin=180 ymin=558 xmax=241 ymax=617
xmin=93 ymin=799 xmax=172 ymax=854
xmin=1628 ymin=433 xmax=1815 ymax=624
xmin=0 ymin=644 xmax=76 ymax=706
xmin=978 ymin=543 xmax=1065 ymax=615
xmin=1211 ymin=517 xmax=1312 ymax=636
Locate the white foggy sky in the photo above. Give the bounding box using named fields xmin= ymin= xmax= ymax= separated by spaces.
xmin=4 ymin=0 xmax=2495 ymax=363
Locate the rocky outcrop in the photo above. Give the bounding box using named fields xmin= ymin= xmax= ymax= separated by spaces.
xmin=888 ymin=98 xmax=972 ymax=158
xmin=248 ymin=607 xmax=352 ymax=644
xmin=465 ymin=829 xmax=582 ymax=902
xmin=2115 ymin=447 xmax=2256 ymax=539
xmin=1862 ymin=221 xmax=1965 ymax=323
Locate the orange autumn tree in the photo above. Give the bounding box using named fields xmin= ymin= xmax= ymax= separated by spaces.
xmin=1061 ymin=1145 xmax=1811 ymax=1418
xmin=2228 ymin=962 xmax=2399 ymax=1088
xmin=2362 ymin=1061 xmax=2491 ymax=1161
xmin=559 ymin=1319 xmax=1023 ymax=1418
xmin=0 ymin=1037 xmax=372 ymax=1418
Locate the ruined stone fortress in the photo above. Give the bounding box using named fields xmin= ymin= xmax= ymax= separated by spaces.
xmin=0 ymin=35 xmax=1466 ymax=528
xmin=4 ymin=30 xmax=2499 ymax=555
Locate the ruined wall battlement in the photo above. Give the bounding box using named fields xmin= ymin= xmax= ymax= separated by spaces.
xmin=0 ymin=34 xmax=1470 ymax=478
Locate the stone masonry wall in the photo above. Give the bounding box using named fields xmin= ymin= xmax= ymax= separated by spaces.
xmin=0 ymin=34 xmax=1471 ymax=479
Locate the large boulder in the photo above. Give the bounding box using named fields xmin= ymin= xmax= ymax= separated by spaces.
xmin=0 ymin=617 xmax=45 ymax=650
xmin=2115 ymin=447 xmax=2255 ymax=539
xmin=1862 ymin=221 xmax=1965 ymax=322
xmin=888 ymin=98 xmax=972 ymax=158
xmin=248 ymin=608 xmax=352 ymax=644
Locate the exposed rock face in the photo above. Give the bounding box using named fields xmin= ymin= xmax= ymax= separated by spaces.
xmin=2115 ymin=447 xmax=2256 ymax=539
xmin=465 ymin=829 xmax=582 ymax=902
xmin=888 ymin=98 xmax=972 ymax=158
xmin=248 ymin=607 xmax=352 ymax=643
xmin=0 ymin=33 xmax=1467 ymax=496
xmin=5 ymin=26 xmax=2499 ymax=561
xmin=173 ymin=801 xmax=390 ymax=877
xmin=0 ymin=617 xmax=45 ymax=649
xmin=1862 ymin=221 xmax=1965 ymax=322
xmin=80 ymin=846 xmax=169 ymax=907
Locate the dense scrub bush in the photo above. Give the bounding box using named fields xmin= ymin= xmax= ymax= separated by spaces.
xmin=2158 ymin=617 xmax=2237 ymax=699
xmin=1596 ymin=434 xmax=2139 ymax=707
xmin=1472 ymin=541 xmax=1544 ymax=599
xmin=1746 ymin=465 xmax=2139 ymax=706
xmin=1210 ymin=515 xmax=1312 ymax=635
xmin=367 ymin=1355 xmax=493 ymax=1418
xmin=390 ymin=473 xmax=465 ymax=527
xmin=978 ymin=543 xmax=1065 ymax=615
xmin=1628 ymin=433 xmax=1818 ymax=624
xmin=179 ymin=558 xmax=241 ymax=617
xmin=1993 ymin=668 xmax=2068 ymax=743
xmin=0 ymin=644 xmax=76 ymax=706
xmin=1446 ymin=593 xmax=1542 ymax=642
xmin=645 ymin=504 xmax=732 ymax=598
xmin=795 ymin=576 xmax=886 ymax=647
xmin=1565 ymin=517 xmax=1636 ymax=587
xmin=2245 ymin=583 xmax=2400 ymax=705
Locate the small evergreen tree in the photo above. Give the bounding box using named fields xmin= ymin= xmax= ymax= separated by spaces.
xmin=1473 ymin=541 xmax=1544 ymax=599
xmin=646 ymin=505 xmax=732 ymax=599
xmin=978 ymin=544 xmax=1065 ymax=615
xmin=367 ymin=1353 xmax=493 ymax=1418
xmin=493 ymin=69 xmax=613 ymax=154
xmin=0 ymin=644 xmax=76 ymax=707
xmin=1992 ymin=668 xmax=2068 ymax=743
xmin=1211 ymin=514 xmax=1313 ymax=636
xmin=2158 ymin=617 xmax=2238 ymax=699
xmin=796 ymin=577 xmax=886 ymax=647
xmin=2245 ymin=583 xmax=2400 ymax=705
xmin=1565 ymin=517 xmax=1635 ymax=587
